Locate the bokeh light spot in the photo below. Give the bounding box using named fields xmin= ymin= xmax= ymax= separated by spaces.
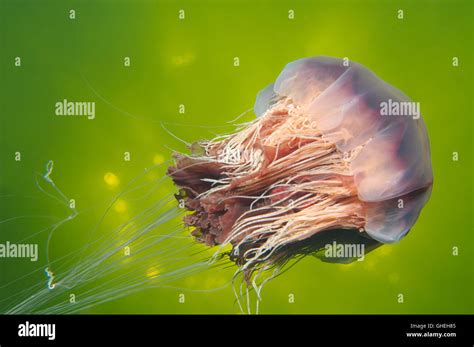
xmin=104 ymin=172 xmax=120 ymax=188
xmin=146 ymin=266 xmax=160 ymax=280
xmin=171 ymin=52 xmax=195 ymax=67
xmin=114 ymin=199 xmax=128 ymax=213
xmin=153 ymin=154 xmax=165 ymax=165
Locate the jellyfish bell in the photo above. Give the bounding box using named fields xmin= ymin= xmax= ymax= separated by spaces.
xmin=168 ymin=56 xmax=433 ymax=279
xmin=258 ymin=57 xmax=433 ymax=242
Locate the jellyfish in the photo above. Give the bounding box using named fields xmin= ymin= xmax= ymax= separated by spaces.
xmin=2 ymin=56 xmax=432 ymax=315
xmin=168 ymin=56 xmax=433 ymax=290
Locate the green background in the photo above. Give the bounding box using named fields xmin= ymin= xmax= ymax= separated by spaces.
xmin=1 ymin=0 xmax=472 ymax=314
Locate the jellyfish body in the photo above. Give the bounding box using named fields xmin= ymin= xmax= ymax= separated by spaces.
xmin=168 ymin=56 xmax=433 ymax=278
xmin=256 ymin=57 xmax=433 ymax=243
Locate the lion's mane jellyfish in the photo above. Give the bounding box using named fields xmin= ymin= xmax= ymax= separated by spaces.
xmin=168 ymin=56 xmax=433 ymax=282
